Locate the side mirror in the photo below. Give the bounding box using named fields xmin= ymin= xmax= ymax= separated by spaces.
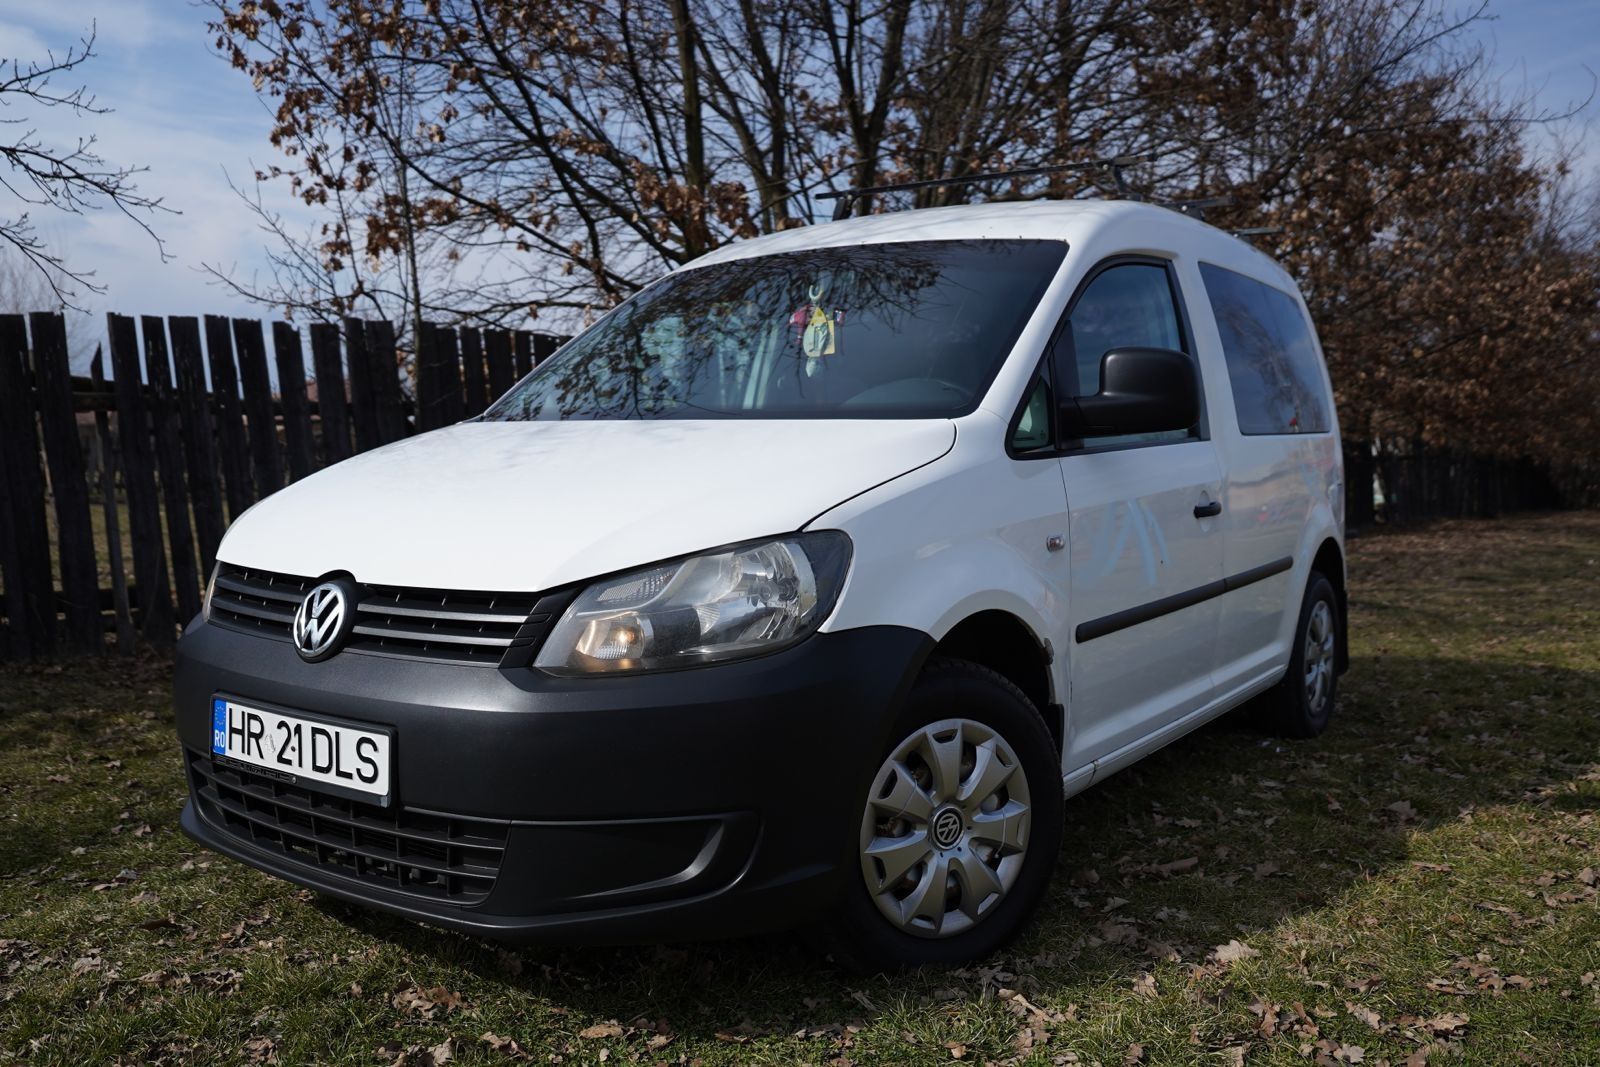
xmin=1058 ymin=346 xmax=1199 ymax=439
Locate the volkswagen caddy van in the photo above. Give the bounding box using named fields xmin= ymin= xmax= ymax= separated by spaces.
xmin=175 ymin=197 xmax=1346 ymax=968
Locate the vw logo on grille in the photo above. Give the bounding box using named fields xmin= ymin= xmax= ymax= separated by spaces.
xmin=292 ymin=579 xmax=356 ymax=662
xmin=931 ymin=806 xmax=964 ymax=850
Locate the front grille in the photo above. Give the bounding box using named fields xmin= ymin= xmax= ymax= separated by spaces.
xmin=187 ymin=750 xmax=508 ymax=903
xmin=350 ymin=582 xmax=540 ymax=665
xmin=207 ymin=564 xmax=559 ymax=667
xmin=208 ymin=566 xmax=309 ymax=637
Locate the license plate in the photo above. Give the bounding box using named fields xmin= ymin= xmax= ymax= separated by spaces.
xmin=211 ymin=697 xmax=391 ymax=801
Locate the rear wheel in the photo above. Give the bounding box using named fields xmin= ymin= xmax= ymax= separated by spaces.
xmin=829 ymin=657 xmax=1062 ymax=970
xmin=1256 ymin=572 xmax=1341 ymax=738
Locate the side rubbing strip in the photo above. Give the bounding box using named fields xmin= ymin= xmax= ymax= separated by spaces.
xmin=1222 ymin=555 xmax=1294 ymax=593
xmin=1075 ymin=555 xmax=1293 ymax=643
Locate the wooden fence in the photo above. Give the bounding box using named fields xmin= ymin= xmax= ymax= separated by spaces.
xmin=0 ymin=311 xmax=564 ymax=660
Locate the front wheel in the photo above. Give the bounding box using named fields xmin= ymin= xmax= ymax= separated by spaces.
xmin=829 ymin=657 xmax=1063 ymax=970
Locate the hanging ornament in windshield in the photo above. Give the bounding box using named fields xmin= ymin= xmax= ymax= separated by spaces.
xmin=790 ymin=282 xmax=841 ymax=359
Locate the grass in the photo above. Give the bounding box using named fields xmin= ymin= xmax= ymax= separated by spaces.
xmin=3 ymin=512 xmax=1599 ymax=1065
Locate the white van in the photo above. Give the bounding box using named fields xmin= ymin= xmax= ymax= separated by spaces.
xmin=175 ymin=195 xmax=1345 ymax=968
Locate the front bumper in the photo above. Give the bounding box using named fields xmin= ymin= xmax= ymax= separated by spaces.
xmin=174 ymin=618 xmax=930 ymax=942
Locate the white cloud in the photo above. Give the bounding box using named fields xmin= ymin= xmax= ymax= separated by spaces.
xmin=3 ymin=0 xmax=318 ymax=357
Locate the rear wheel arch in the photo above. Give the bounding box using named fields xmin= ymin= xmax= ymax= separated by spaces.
xmin=1310 ymin=538 xmax=1348 ymax=674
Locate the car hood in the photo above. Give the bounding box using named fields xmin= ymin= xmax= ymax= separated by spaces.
xmin=218 ymin=418 xmax=955 ymax=591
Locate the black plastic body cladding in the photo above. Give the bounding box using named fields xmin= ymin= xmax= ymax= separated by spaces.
xmin=173 ymin=617 xmax=932 ymax=942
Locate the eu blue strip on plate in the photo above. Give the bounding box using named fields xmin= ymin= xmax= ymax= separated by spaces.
xmin=212 ymin=697 xmax=227 ymax=754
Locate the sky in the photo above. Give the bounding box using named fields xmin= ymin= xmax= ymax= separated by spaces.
xmin=0 ymin=0 xmax=1596 ymax=369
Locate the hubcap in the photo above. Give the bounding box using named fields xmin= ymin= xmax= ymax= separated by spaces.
xmin=1303 ymin=599 xmax=1336 ymax=715
xmin=859 ymin=718 xmax=1032 ymax=939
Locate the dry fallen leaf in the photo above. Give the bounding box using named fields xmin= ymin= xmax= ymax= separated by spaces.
xmin=390 ymin=985 xmax=466 ymax=1018
xmin=1422 ymin=1012 xmax=1469 ymax=1035
xmin=1345 ymin=1002 xmax=1385 ymax=1032
xmin=578 ymin=1022 xmax=624 ymax=1040
xmin=243 ymin=1035 xmax=279 ymax=1064
xmin=479 ymin=1032 xmax=530 ymax=1060
xmin=1424 ymin=977 xmax=1472 ymax=996
xmin=1152 ymin=856 xmax=1200 ymax=877
xmin=1213 ymin=939 xmax=1260 ymax=965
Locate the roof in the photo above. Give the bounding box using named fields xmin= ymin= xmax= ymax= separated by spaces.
xmin=686 ymin=198 xmax=1292 ymax=291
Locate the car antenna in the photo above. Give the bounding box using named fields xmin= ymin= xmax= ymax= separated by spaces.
xmin=818 ymin=153 xmax=1158 ymax=221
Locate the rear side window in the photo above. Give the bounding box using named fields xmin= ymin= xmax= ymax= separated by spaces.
xmin=1199 ymin=263 xmax=1331 ymax=435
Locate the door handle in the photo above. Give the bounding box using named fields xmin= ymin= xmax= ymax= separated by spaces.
xmin=1193 ymin=500 xmax=1222 ymax=519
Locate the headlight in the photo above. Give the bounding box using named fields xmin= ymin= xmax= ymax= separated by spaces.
xmin=535 ymin=532 xmax=852 ymax=675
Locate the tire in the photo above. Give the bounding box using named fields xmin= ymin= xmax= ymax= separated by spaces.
xmin=827 ymin=656 xmax=1063 ymax=971
xmin=1256 ymin=571 xmax=1341 ymax=739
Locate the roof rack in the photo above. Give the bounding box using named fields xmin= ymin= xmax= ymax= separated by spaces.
xmin=1230 ymin=226 xmax=1284 ymax=239
xmin=1157 ymin=195 xmax=1234 ymax=221
xmin=817 ymin=154 xmax=1157 ymax=221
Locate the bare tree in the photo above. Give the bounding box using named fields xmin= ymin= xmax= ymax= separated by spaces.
xmin=0 ymin=25 xmax=172 ymax=309
xmin=209 ymin=0 xmax=1599 ymax=507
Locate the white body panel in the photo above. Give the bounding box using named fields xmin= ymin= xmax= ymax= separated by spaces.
xmin=1057 ymin=440 xmax=1225 ymax=766
xmin=220 ymin=198 xmax=1344 ymax=794
xmin=217 ymin=419 xmax=953 ymax=591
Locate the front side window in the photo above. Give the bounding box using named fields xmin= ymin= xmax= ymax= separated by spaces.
xmin=1199 ymin=262 xmax=1331 ymax=435
xmin=1055 ymin=262 xmax=1194 ymax=448
xmin=484 ymin=240 xmax=1067 ymax=421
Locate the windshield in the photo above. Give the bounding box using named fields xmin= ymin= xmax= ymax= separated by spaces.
xmin=483 ymin=239 xmax=1066 ymax=421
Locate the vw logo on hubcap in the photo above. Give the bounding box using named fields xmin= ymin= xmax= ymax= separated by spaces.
xmin=292 ymin=579 xmax=356 ymax=662
xmin=931 ymin=806 xmax=964 ymax=850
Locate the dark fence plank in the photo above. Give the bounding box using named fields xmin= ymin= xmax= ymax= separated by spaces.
xmin=366 ymin=319 xmax=406 ymax=444
xmin=0 ymin=314 xmax=54 ymax=657
xmin=170 ymin=317 xmax=225 ymax=568
xmin=513 ymin=331 xmax=533 ymax=377
xmin=414 ymin=322 xmax=444 ymax=432
xmin=142 ymin=316 xmax=202 ymax=623
xmin=90 ymin=348 xmax=136 ymax=650
xmin=484 ymin=328 xmax=514 ymax=401
xmin=438 ymin=327 xmax=464 ymax=426
xmin=233 ymin=319 xmax=283 ymax=498
xmin=31 ymin=314 xmax=101 ymax=652
xmin=534 ymin=333 xmax=562 ymax=366
xmin=309 ymin=322 xmax=352 ymax=465
xmin=205 ymin=314 xmax=255 ymax=522
xmin=460 ymin=327 xmax=487 ymax=416
xmin=343 ymin=318 xmax=380 ymax=452
xmin=107 ymin=313 xmax=175 ymax=648
xmin=307 ymin=321 xmax=352 ymax=463
xmin=272 ymin=322 xmax=316 ymax=481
